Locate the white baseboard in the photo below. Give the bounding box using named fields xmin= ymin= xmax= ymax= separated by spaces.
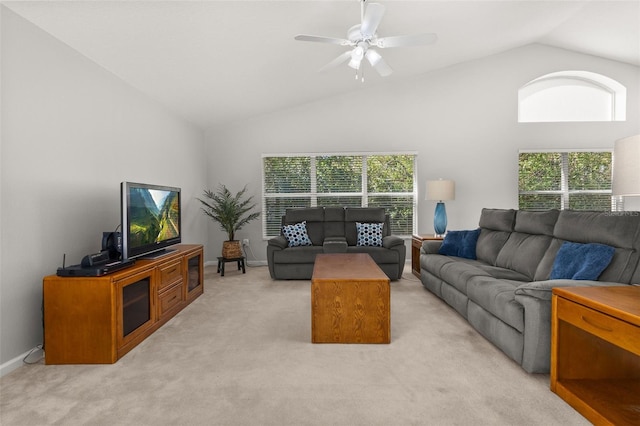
xmin=0 ymin=346 xmax=43 ymax=378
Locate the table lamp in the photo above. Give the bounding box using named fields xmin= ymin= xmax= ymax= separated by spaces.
xmin=426 ymin=179 xmax=455 ymax=236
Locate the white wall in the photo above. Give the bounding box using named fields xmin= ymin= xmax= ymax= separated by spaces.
xmin=0 ymin=8 xmax=207 ymax=370
xmin=205 ymin=44 xmax=640 ymax=262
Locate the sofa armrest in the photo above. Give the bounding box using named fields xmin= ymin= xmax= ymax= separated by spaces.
xmin=513 ymin=279 xmax=624 ymax=373
xmin=514 ymin=279 xmax=622 ymax=302
xmin=382 ymin=235 xmax=404 ymax=249
xmin=268 ymin=235 xmax=288 ymax=250
xmin=421 ymin=240 xmax=442 ymax=255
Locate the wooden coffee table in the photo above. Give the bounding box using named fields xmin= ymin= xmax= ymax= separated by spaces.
xmin=311 ymin=253 xmax=390 ymax=344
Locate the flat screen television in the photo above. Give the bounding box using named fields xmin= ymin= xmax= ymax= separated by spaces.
xmin=121 ymin=181 xmax=181 ymax=260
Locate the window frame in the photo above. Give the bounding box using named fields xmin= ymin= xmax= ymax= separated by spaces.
xmin=518 ymin=149 xmax=622 ymax=211
xmin=518 ymin=71 xmax=626 ymax=123
xmin=261 ymin=151 xmax=418 ymax=239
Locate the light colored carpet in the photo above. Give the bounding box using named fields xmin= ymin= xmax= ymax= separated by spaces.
xmin=0 ymin=265 xmax=588 ymax=425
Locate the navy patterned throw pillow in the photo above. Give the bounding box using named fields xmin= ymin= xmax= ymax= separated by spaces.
xmin=356 ymin=222 xmax=383 ymax=247
xmin=282 ymin=221 xmax=313 ymax=247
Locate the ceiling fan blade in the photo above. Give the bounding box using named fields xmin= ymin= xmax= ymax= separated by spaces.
xmin=319 ymin=51 xmax=353 ymax=73
xmin=360 ymin=2 xmax=385 ymax=38
xmin=295 ymin=34 xmax=351 ymax=46
xmin=375 ymin=33 xmax=438 ymax=48
xmin=365 ymin=49 xmax=393 ymax=77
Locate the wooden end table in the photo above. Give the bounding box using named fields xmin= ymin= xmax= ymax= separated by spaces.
xmin=551 ymin=285 xmax=640 ymax=425
xmin=411 ymin=234 xmax=443 ymax=277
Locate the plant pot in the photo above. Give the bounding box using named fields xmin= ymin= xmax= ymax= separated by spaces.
xmin=222 ymin=240 xmax=243 ymax=259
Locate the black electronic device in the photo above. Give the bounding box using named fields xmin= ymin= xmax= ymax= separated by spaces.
xmin=56 ymin=258 xmax=135 ymax=277
xmin=81 ymin=250 xmax=110 ymax=267
xmin=101 ymin=231 xmax=122 ymax=260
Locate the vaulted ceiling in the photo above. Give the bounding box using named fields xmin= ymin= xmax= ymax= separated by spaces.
xmin=4 ymin=0 xmax=640 ymax=129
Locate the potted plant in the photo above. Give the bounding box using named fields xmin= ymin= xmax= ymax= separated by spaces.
xmin=198 ymin=184 xmax=260 ymax=258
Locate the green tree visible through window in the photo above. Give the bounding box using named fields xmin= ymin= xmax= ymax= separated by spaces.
xmin=263 ymin=153 xmax=416 ymax=237
xmin=518 ymin=151 xmax=614 ymax=211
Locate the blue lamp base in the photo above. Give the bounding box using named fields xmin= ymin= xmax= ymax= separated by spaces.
xmin=434 ymin=202 xmax=447 ymax=236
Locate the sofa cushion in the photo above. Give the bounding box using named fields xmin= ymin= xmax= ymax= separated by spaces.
xmin=553 ymin=210 xmax=640 ymax=283
xmin=346 ymin=246 xmax=399 ymax=264
xmin=272 ymin=246 xmax=324 ymax=264
xmin=478 ymin=208 xmax=516 ymax=232
xmin=495 ymin=233 xmax=553 ymax=280
xmin=345 ymin=208 xmax=386 ymax=245
xmin=550 ymin=242 xmax=615 ymax=280
xmin=356 ymin=222 xmax=384 ymax=247
xmin=423 ymin=255 xmax=492 ymax=295
xmin=514 ymin=209 xmax=559 ymax=235
xmin=475 ymin=208 xmax=516 ymax=265
xmin=438 ymin=229 xmax=481 ymax=259
xmin=284 ymin=207 xmax=325 ymax=245
xmin=466 ymin=276 xmax=525 ymax=332
xmin=476 ymin=229 xmax=511 ymax=266
xmin=323 ymin=207 xmax=345 ymax=238
xmin=282 ymin=221 xmax=313 ymax=247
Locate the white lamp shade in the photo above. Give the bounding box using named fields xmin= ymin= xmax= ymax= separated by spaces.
xmin=426 ymin=179 xmax=455 ymax=201
xmin=613 ymin=135 xmax=640 ymax=196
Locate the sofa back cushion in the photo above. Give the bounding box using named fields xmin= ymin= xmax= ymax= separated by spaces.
xmin=344 ymin=208 xmax=387 ymax=245
xmin=550 ymin=210 xmax=640 ymax=283
xmin=476 ymin=208 xmax=516 ymax=265
xmin=493 ymin=210 xmax=558 ymax=280
xmin=323 ymin=207 xmax=345 ymax=238
xmin=284 ymin=207 xmax=325 ymax=245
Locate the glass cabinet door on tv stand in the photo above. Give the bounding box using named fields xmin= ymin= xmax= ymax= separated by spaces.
xmin=186 ymin=250 xmax=204 ymax=302
xmin=116 ymin=269 xmax=156 ymax=355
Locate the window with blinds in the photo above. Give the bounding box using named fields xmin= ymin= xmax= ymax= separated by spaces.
xmin=518 ymin=150 xmax=619 ymax=211
xmin=262 ymin=153 xmax=417 ymax=238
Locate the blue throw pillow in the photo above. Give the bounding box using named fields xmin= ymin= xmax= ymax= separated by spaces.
xmin=438 ymin=229 xmax=481 ymax=259
xmin=356 ymin=222 xmax=383 ymax=247
xmin=282 ymin=221 xmax=312 ymax=247
xmin=550 ymin=242 xmax=615 ymax=280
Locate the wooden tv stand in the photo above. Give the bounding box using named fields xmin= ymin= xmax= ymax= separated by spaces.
xmin=43 ymin=244 xmax=204 ymax=364
xmin=551 ymin=285 xmax=640 ymax=425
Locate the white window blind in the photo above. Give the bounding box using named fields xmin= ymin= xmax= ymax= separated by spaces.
xmin=262 ymin=153 xmax=417 ymax=238
xmin=518 ymin=150 xmax=620 ymax=211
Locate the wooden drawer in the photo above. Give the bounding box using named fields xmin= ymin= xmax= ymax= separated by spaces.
xmin=158 ymin=282 xmax=183 ymax=318
xmin=158 ymin=261 xmax=183 ymax=291
xmin=557 ymin=296 xmax=640 ymax=355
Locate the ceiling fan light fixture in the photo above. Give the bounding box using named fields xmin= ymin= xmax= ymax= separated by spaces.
xmin=365 ymin=49 xmax=382 ymax=66
xmin=348 ymin=58 xmax=362 ymax=70
xmin=348 ymin=45 xmax=365 ymax=69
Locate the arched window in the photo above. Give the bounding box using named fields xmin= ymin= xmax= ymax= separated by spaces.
xmin=518 ymin=71 xmax=626 ymax=122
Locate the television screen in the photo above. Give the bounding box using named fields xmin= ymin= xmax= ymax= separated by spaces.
xmin=121 ymin=182 xmax=181 ymax=260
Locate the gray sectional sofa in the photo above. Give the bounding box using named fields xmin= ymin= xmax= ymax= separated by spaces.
xmin=420 ymin=208 xmax=640 ymax=373
xmin=267 ymin=207 xmax=406 ymax=280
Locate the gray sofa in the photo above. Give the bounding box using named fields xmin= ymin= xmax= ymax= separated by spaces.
xmin=420 ymin=208 xmax=640 ymax=373
xmin=267 ymin=207 xmax=406 ymax=280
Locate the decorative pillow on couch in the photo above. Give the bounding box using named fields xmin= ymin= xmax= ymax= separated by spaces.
xmin=356 ymin=222 xmax=383 ymax=247
xmin=438 ymin=228 xmax=481 ymax=259
xmin=550 ymin=241 xmax=615 ymax=280
xmin=282 ymin=221 xmax=313 ymax=247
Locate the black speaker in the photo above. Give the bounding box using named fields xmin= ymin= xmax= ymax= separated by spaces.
xmin=102 ymin=231 xmax=122 ymax=260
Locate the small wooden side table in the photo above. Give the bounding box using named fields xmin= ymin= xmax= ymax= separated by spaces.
xmin=551 ymin=285 xmax=640 ymax=425
xmin=411 ymin=234 xmax=443 ymax=278
xmin=217 ymin=256 xmax=246 ymax=277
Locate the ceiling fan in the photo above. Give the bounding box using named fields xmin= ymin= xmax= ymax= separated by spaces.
xmin=294 ymin=0 xmax=437 ymax=80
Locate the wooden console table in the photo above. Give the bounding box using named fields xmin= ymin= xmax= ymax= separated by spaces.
xmin=43 ymin=244 xmax=204 ymax=364
xmin=551 ymin=285 xmax=640 ymax=425
xmin=411 ymin=234 xmax=443 ymax=277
